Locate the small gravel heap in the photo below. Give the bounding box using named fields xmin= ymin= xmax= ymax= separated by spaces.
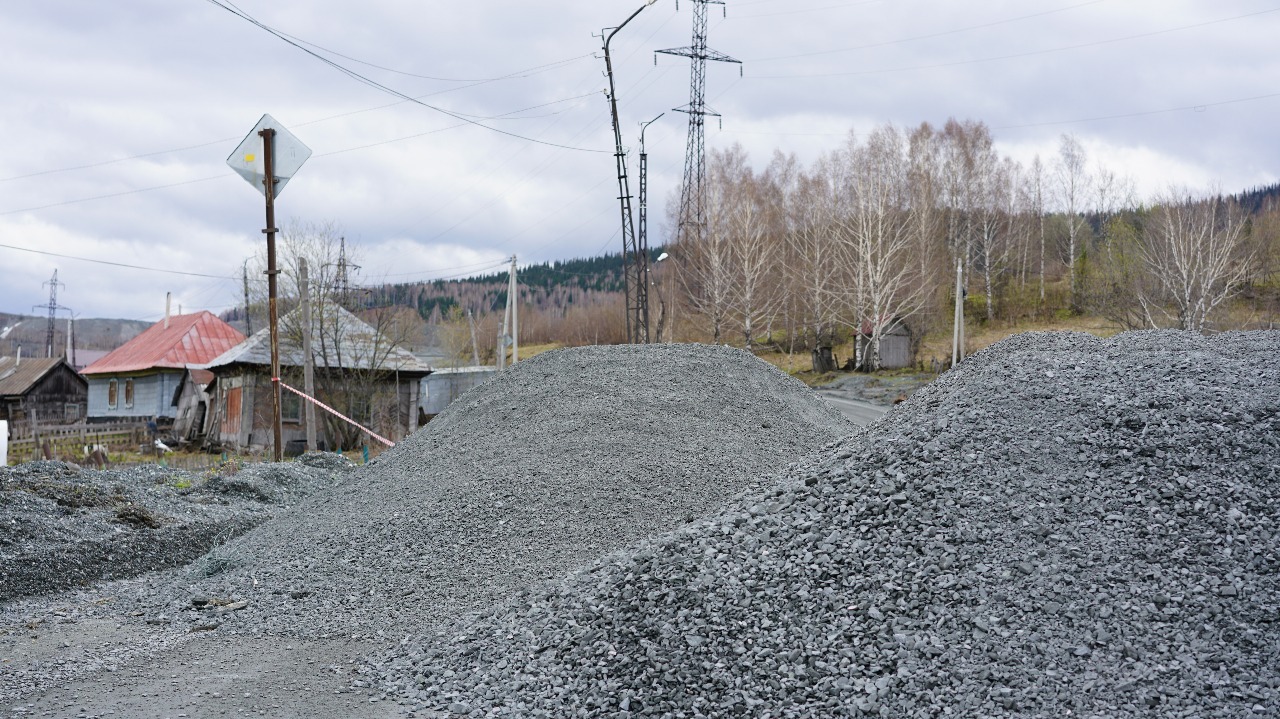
xmin=136 ymin=343 xmax=855 ymax=639
xmin=0 ymin=456 xmax=353 ymax=603
xmin=374 ymin=330 xmax=1280 ymax=718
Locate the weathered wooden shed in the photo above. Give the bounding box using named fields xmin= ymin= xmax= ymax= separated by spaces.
xmin=202 ymin=302 xmax=431 ymax=453
xmin=0 ymin=356 xmax=88 ymax=426
xmin=80 ymin=312 xmax=244 ymax=424
xmin=171 ymin=368 xmax=216 ymax=445
xmin=856 ymin=316 xmax=914 ymax=370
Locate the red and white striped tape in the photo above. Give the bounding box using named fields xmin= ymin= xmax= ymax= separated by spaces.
xmin=273 ymin=377 xmax=396 ymax=448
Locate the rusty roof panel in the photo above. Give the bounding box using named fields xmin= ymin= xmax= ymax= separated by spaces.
xmin=81 ymin=311 xmax=245 ymax=375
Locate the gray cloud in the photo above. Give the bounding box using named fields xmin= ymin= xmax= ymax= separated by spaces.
xmin=2 ymin=0 xmax=1275 ymax=320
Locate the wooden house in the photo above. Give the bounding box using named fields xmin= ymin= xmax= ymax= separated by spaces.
xmin=202 ymin=302 xmax=431 ymax=453
xmin=0 ymin=355 xmax=88 ymax=427
xmin=80 ymin=311 xmax=245 ymax=424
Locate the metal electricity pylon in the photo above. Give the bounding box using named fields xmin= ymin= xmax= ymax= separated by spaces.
xmin=603 ymin=0 xmax=658 ymax=344
xmin=657 ymin=0 xmax=740 ymax=248
xmin=32 ymin=269 xmax=71 ymax=358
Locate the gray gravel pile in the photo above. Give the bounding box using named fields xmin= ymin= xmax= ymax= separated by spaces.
xmin=133 ymin=343 xmax=854 ymax=640
xmin=373 ymin=330 xmax=1280 ymax=718
xmin=0 ymin=456 xmax=354 ymax=603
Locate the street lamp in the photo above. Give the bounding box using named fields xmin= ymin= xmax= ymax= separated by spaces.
xmin=604 ymin=0 xmax=659 ymax=344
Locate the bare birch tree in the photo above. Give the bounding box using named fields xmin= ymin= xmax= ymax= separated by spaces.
xmin=675 ymin=151 xmax=735 ymax=342
xmin=1137 ymin=188 xmax=1255 ymax=331
xmin=835 ymin=125 xmax=931 ymax=370
xmin=1054 ymin=134 xmax=1092 ymax=306
xmin=781 ymin=155 xmax=844 ymax=350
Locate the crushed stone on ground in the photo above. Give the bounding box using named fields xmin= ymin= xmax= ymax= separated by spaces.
xmin=110 ymin=343 xmax=856 ymax=642
xmin=368 ymin=330 xmax=1280 ymax=718
xmin=0 ymin=457 xmax=354 ymax=603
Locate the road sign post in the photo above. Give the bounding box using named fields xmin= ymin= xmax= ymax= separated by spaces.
xmin=228 ymin=115 xmax=311 ymax=462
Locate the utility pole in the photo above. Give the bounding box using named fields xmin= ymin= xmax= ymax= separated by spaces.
xmin=639 ymin=113 xmax=664 ymax=342
xmin=242 ymin=260 xmax=253 ymax=337
xmin=227 ymin=113 xmax=310 ymax=462
xmin=261 ymin=127 xmax=284 ymax=462
xmin=300 ymin=258 xmax=317 ymax=452
xmin=496 ymin=255 xmax=519 ymax=370
xmin=467 ymin=309 xmax=480 ymax=367
xmin=952 ymin=259 xmax=965 ymax=367
xmin=509 ymin=255 xmax=519 ymax=364
xmin=658 ymin=0 xmax=740 ymax=253
xmin=603 ymin=0 xmax=658 ymax=344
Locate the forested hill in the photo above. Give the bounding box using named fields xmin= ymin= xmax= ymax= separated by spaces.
xmin=367 ymin=251 xmax=662 ymax=320
xmin=1230 ymin=182 xmax=1280 ymax=214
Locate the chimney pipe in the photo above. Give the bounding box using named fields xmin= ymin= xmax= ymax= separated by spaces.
xmin=16 ymin=346 xmax=20 ymax=366
xmin=165 ymin=293 xmax=172 ymax=329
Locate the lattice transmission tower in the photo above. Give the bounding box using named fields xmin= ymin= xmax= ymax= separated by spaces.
xmin=32 ymin=269 xmax=70 ymax=358
xmin=657 ymin=0 xmax=740 ymax=248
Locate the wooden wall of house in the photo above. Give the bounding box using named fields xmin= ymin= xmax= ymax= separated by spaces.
xmin=3 ymin=364 xmax=88 ymax=425
xmin=86 ymin=371 xmax=182 ymax=421
xmin=212 ymin=369 xmax=425 ymax=453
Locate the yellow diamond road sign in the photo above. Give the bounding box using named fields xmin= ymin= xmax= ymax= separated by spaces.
xmin=227 ymin=113 xmax=311 ymax=199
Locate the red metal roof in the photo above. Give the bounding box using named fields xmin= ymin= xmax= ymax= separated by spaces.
xmin=81 ymin=311 xmax=245 ymax=375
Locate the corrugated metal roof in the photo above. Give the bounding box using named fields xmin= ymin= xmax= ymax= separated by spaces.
xmin=204 ymin=302 xmax=430 ymax=374
xmin=81 ymin=311 xmax=245 ymax=375
xmin=0 ymin=356 xmax=83 ymax=397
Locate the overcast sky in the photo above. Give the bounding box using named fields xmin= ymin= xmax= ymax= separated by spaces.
xmin=2 ymin=0 xmax=1276 ymax=322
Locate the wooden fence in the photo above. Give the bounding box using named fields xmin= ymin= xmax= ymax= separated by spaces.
xmin=5 ymin=421 xmax=147 ymax=466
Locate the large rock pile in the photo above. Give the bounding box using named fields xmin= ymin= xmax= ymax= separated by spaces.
xmin=0 ymin=456 xmax=353 ymax=602
xmin=374 ymin=331 xmax=1280 ymax=717
xmin=144 ymin=343 xmax=855 ymax=639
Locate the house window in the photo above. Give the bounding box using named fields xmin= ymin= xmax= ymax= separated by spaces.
xmin=348 ymin=396 xmax=371 ymax=425
xmin=282 ymin=392 xmax=302 ymax=423
xmin=124 ymin=379 xmax=135 ymax=409
xmin=65 ymin=403 xmax=81 ymax=422
xmin=108 ymin=379 xmax=118 ymax=409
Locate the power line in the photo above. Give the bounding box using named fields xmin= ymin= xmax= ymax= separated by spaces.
xmin=0 ymin=176 xmax=230 ymax=216
xmin=204 ymin=0 xmax=609 ymax=154
xmin=751 ymin=6 xmax=1280 ymax=79
xmin=993 ymin=91 xmax=1280 ymax=130
xmin=745 ymin=0 xmax=1106 ymax=62
xmin=730 ymin=0 xmax=899 ymax=22
xmin=379 ymin=258 xmax=519 ymax=280
xmin=0 ymin=242 xmax=239 ymax=279
xmin=0 ymin=93 xmax=603 ymax=216
xmin=0 ymin=61 xmax=592 ymax=184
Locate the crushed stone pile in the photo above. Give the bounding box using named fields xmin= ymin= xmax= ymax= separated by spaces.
xmin=0 ymin=455 xmax=354 ymax=603
xmin=130 ymin=343 xmax=856 ymax=641
xmin=372 ymin=330 xmax=1280 ymax=718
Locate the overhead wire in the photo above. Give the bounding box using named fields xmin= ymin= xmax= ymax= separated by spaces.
xmin=0 ymin=91 xmax=605 ymax=216
xmin=203 ymin=0 xmax=609 ymax=154
xmin=0 ymin=241 xmax=240 ymax=279
xmin=744 ymin=0 xmax=1107 ymax=62
xmin=0 ymin=58 xmax=592 ymax=184
xmin=750 ymin=6 xmax=1280 ymax=79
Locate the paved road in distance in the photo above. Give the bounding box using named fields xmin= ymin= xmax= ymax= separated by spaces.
xmin=817 ymin=393 xmax=889 ymax=426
